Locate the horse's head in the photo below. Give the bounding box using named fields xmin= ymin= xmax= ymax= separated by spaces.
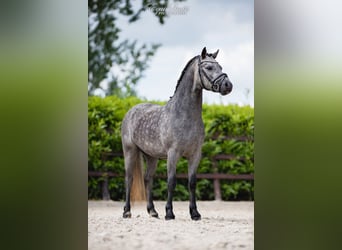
xmin=197 ymin=47 xmax=233 ymax=95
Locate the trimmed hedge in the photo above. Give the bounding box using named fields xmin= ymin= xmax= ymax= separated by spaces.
xmin=88 ymin=96 xmax=254 ymax=201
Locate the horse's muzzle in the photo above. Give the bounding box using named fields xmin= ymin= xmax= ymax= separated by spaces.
xmin=219 ymin=77 xmax=233 ymax=96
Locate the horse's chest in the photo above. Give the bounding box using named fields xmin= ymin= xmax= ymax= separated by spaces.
xmin=172 ymin=122 xmax=204 ymax=148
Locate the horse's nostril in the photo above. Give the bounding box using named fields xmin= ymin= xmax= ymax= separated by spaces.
xmin=223 ymin=80 xmax=231 ymax=89
xmin=224 ymin=80 xmax=233 ymax=93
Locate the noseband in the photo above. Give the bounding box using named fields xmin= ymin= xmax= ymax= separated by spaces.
xmin=198 ymin=57 xmax=227 ymax=92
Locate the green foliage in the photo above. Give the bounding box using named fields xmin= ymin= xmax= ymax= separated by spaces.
xmin=88 ymin=96 xmax=142 ymax=171
xmin=201 ymin=104 xmax=254 ymax=200
xmin=88 ymin=96 xmax=254 ymax=201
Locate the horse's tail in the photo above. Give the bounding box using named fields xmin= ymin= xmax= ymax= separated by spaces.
xmin=130 ymin=151 xmax=146 ymax=202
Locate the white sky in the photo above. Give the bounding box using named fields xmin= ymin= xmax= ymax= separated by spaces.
xmin=115 ymin=0 xmax=254 ymax=106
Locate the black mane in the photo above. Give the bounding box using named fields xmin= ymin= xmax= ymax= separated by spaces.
xmin=171 ymin=55 xmax=199 ymax=98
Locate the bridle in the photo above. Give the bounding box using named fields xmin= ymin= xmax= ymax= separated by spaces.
xmin=198 ymin=56 xmax=228 ymax=92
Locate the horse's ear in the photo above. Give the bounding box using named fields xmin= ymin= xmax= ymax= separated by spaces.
xmin=212 ymin=49 xmax=219 ymax=59
xmin=201 ymin=47 xmax=207 ymax=59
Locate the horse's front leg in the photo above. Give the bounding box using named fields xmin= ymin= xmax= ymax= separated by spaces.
xmin=188 ymin=151 xmax=202 ymax=220
xmin=165 ymin=150 xmax=180 ymax=220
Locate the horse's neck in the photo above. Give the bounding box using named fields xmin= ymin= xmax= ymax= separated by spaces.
xmin=166 ymin=65 xmax=203 ymax=119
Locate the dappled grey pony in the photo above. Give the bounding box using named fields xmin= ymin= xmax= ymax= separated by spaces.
xmin=121 ymin=47 xmax=233 ymax=220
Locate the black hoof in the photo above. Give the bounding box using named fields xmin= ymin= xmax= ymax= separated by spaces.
xmin=147 ymin=207 xmax=159 ymax=218
xmin=123 ymin=211 xmax=132 ymax=218
xmin=191 ymin=214 xmax=201 ymax=221
xmin=165 ymin=205 xmax=175 ymax=220
xmin=165 ymin=213 xmax=175 ymax=220
xmin=190 ymin=208 xmax=201 ymax=221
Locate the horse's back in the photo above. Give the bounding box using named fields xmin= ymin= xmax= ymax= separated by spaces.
xmin=122 ymin=103 xmax=163 ymax=127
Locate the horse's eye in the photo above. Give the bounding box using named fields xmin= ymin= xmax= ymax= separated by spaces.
xmin=206 ymin=66 xmax=213 ymax=71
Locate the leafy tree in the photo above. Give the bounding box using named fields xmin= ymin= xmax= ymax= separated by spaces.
xmin=88 ymin=0 xmax=184 ymax=96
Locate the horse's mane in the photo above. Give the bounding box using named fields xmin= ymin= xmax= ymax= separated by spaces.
xmin=171 ymin=55 xmax=199 ymax=97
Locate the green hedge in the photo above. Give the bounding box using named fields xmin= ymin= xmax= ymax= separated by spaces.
xmin=88 ymin=96 xmax=254 ymax=201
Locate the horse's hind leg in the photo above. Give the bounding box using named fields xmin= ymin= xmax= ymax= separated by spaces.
xmin=144 ymin=155 xmax=159 ymax=218
xmin=122 ymin=146 xmax=138 ymax=218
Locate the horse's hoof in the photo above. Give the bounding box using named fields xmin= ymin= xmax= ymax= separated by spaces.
xmin=123 ymin=211 xmax=132 ymax=218
xmin=190 ymin=208 xmax=201 ymax=221
xmin=191 ymin=214 xmax=201 ymax=221
xmin=147 ymin=207 xmax=159 ymax=218
xmin=150 ymin=211 xmax=159 ymax=218
xmin=150 ymin=213 xmax=159 ymax=219
xmin=165 ymin=206 xmax=175 ymax=220
xmin=165 ymin=213 xmax=175 ymax=220
xmin=149 ymin=210 xmax=159 ymax=218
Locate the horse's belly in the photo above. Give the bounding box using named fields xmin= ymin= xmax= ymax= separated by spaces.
xmin=135 ymin=138 xmax=167 ymax=159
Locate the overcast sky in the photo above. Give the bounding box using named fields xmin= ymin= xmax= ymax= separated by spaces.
xmin=116 ymin=0 xmax=254 ymax=106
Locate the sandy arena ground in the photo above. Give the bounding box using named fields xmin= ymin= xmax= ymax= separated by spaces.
xmin=88 ymin=200 xmax=254 ymax=250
